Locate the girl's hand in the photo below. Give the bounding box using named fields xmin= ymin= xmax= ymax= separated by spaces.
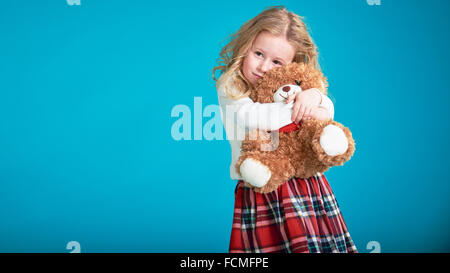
xmin=286 ymin=88 xmax=322 ymax=124
xmin=303 ymin=107 xmax=331 ymax=121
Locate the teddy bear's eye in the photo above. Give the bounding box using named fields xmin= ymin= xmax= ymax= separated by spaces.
xmin=295 ymin=80 xmax=302 ymax=86
xmin=272 ymin=89 xmax=277 ymax=93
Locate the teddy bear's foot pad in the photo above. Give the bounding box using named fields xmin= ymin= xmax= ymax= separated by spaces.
xmin=240 ymin=158 xmax=271 ymax=188
xmin=320 ymin=125 xmax=348 ymax=156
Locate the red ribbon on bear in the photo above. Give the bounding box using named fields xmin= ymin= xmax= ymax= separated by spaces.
xmin=278 ymin=122 xmax=301 ymax=133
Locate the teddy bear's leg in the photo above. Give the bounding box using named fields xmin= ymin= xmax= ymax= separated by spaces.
xmin=239 ymin=157 xmax=272 ymax=188
xmin=254 ymin=153 xmax=295 ymax=193
xmin=309 ymin=120 xmax=355 ymax=167
xmin=237 ymin=151 xmax=295 ymax=194
xmin=236 ymin=130 xmax=280 ymax=188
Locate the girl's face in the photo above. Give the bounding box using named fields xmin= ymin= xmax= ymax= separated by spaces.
xmin=242 ymin=31 xmax=296 ymax=85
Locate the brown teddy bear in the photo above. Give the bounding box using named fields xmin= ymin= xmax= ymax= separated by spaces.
xmin=235 ymin=62 xmax=355 ymax=193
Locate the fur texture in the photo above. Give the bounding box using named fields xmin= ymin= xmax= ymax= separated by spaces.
xmin=236 ymin=63 xmax=355 ymax=193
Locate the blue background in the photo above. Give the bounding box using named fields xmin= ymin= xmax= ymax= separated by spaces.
xmin=0 ymin=0 xmax=449 ymax=253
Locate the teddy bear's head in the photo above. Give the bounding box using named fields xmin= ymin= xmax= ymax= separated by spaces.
xmin=249 ymin=62 xmax=328 ymax=103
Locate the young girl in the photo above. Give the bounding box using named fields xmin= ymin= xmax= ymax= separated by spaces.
xmin=213 ymin=6 xmax=357 ymax=253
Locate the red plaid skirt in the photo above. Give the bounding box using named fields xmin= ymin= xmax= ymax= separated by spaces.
xmin=229 ymin=174 xmax=357 ymax=253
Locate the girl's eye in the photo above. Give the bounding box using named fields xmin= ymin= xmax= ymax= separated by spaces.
xmin=255 ymin=51 xmax=263 ymax=57
xmin=273 ymin=60 xmax=282 ymax=65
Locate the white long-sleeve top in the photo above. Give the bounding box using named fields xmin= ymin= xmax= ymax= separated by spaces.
xmin=216 ymin=75 xmax=335 ymax=181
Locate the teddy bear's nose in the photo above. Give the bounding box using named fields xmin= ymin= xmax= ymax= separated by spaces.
xmin=282 ymin=86 xmax=290 ymax=92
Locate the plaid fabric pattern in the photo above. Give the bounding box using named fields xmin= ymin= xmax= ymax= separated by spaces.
xmin=229 ymin=174 xmax=357 ymax=253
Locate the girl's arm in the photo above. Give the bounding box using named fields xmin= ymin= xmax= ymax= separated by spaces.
xmin=305 ymin=106 xmax=333 ymax=121
xmin=217 ymin=80 xmax=334 ymax=131
xmin=218 ymin=89 xmax=293 ymax=131
xmin=313 ymin=91 xmax=334 ymax=120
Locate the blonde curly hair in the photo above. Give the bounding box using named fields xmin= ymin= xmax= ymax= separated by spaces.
xmin=213 ymin=6 xmax=321 ymax=100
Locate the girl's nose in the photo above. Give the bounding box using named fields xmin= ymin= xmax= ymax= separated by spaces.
xmin=258 ymin=60 xmax=271 ymax=72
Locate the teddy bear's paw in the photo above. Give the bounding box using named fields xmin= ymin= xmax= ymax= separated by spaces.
xmin=319 ymin=124 xmax=349 ymax=156
xmin=240 ymin=158 xmax=271 ymax=188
